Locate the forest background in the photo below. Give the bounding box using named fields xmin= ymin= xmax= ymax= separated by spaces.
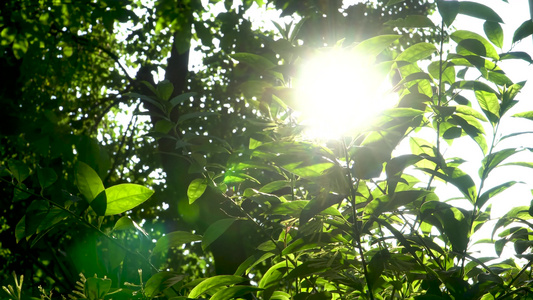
xmin=4 ymin=0 xmax=533 ymax=299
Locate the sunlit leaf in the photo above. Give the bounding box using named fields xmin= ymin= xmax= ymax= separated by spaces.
xmin=384 ymin=15 xmax=435 ymax=28
xmin=458 ymin=1 xmax=503 ymax=23
xmin=178 ymin=111 xmax=218 ymax=124
xmin=153 ymin=231 xmax=202 ymax=256
xmin=513 ymin=19 xmax=533 ymax=44
xmin=145 ymin=271 xmax=185 ymax=299
xmin=484 ymin=21 xmax=504 ymax=48
xmin=202 ymin=218 xmax=236 ymax=251
xmin=512 ymin=111 xmax=533 ymax=121
xmin=479 ymin=148 xmax=518 ymax=179
xmin=104 ymin=184 xmax=154 ymax=215
xmin=230 ymin=53 xmax=276 ymax=71
xmin=451 ymin=30 xmax=499 ymax=60
xmin=477 ymin=181 xmax=519 ymax=209
xmin=475 ymin=90 xmax=500 ymax=125
xmin=75 ymin=161 xmax=105 ymax=203
xmin=210 ymin=286 xmax=263 ymax=300
xmin=169 ymin=92 xmax=196 ymax=108
xmin=188 ymin=275 xmax=246 ymax=299
xmin=188 ymin=178 xmax=208 ymax=204
xmin=351 ymin=35 xmax=401 ymax=58
xmin=421 ymin=201 xmax=470 ymax=252
xmin=437 ymin=0 xmax=459 ymax=27
xmin=300 ymin=193 xmax=344 ymax=225
xmin=85 ymin=277 xmax=112 ymax=300
xmin=500 ymin=51 xmax=533 ymax=64
xmin=396 ymin=42 xmax=437 ymax=63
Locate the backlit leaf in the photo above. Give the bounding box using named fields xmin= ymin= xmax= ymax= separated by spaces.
xmin=85 ymin=277 xmax=112 ymax=300
xmin=384 ymin=15 xmax=435 ymax=28
xmin=352 ymin=35 xmax=401 ymax=58
xmin=477 ymin=181 xmax=518 ymax=209
xmin=37 ymin=167 xmax=57 ymax=190
xmin=513 ymin=20 xmax=533 ymax=44
xmin=188 ymin=178 xmax=208 ymax=204
xmin=145 ymin=271 xmax=185 ymax=299
xmin=75 ymin=161 xmax=105 ymax=203
xmin=157 ymin=80 xmax=174 ymax=101
xmin=231 ymin=53 xmax=276 ymax=71
xmin=479 ymin=148 xmax=518 ymax=179
xmin=484 ymin=21 xmax=503 ymax=48
xmin=396 ymin=42 xmax=437 ymax=63
xmin=437 ymin=0 xmax=459 ymax=27
xmin=458 ymin=1 xmax=503 ymax=23
xmin=475 ymin=90 xmax=500 ymax=125
xmin=104 ymin=184 xmax=154 ymax=215
xmin=451 ymin=30 xmax=499 ymax=60
xmin=202 ymin=218 xmax=236 ymax=251
xmin=210 ymin=286 xmax=263 ymax=300
xmin=188 ymin=275 xmax=246 ymax=299
xmin=153 ymin=231 xmax=202 ymax=255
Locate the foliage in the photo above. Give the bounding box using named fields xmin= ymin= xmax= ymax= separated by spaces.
xmin=4 ymin=0 xmax=533 ymax=299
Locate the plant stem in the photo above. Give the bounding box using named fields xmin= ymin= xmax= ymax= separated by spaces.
xmin=341 ymin=137 xmax=374 ymax=300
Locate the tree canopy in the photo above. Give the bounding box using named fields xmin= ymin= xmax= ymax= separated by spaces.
xmin=3 ymin=0 xmax=533 ymax=299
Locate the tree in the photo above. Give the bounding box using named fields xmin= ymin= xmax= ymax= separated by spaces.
xmin=4 ymin=0 xmax=533 ymax=299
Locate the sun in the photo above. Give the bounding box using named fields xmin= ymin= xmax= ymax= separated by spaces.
xmin=295 ymin=47 xmax=395 ymax=140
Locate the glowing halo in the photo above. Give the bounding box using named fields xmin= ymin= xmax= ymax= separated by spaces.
xmin=294 ymin=47 xmax=396 ymax=140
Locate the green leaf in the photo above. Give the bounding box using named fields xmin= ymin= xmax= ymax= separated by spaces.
xmin=144 ymin=271 xmax=185 ymax=299
xmin=188 ymin=275 xmax=246 ymax=299
xmin=455 ymin=105 xmax=487 ymax=122
xmin=85 ymin=277 xmax=112 ymax=300
xmin=7 ymin=159 xmax=30 ymax=184
xmin=475 ymin=90 xmax=500 ymax=125
xmin=75 ymin=161 xmax=105 ymax=203
xmin=420 ymin=167 xmax=476 ymax=203
xmin=104 ymin=184 xmax=154 ymax=215
xmin=126 ymin=92 xmax=165 ymax=112
xmin=458 ymin=1 xmax=503 ymax=23
xmin=396 ymin=43 xmax=437 ymax=63
xmin=500 ymin=51 xmax=533 ymax=64
xmin=112 ymin=216 xmax=149 ymax=237
xmin=437 ymin=0 xmax=460 ymax=27
xmin=513 ymin=19 xmax=533 ymax=44
xmin=386 ymin=0 xmax=406 ymax=5
xmin=230 ymin=53 xmax=276 ymax=71
xmin=157 ymin=80 xmax=174 ymax=101
xmin=202 ymin=218 xmax=236 ymax=251
xmin=384 ymin=15 xmax=435 ymax=28
xmin=210 ymin=286 xmax=263 ymax=300
xmin=91 ymin=191 xmax=107 ymax=216
xmin=512 ymin=111 xmax=533 ymax=121
xmin=152 ymin=231 xmax=202 ymax=256
xmin=170 ymin=92 xmax=196 ymax=108
xmin=300 ymin=193 xmax=345 ymax=225
xmin=188 ymin=178 xmax=208 ymax=204
xmin=451 ymin=30 xmax=499 ymax=60
xmin=178 ymin=111 xmax=218 ymax=124
xmin=479 ymin=148 xmax=519 ymax=179
xmin=351 ymin=35 xmax=401 ymax=58
xmin=258 ymin=180 xmax=290 ymax=194
xmin=477 ymin=181 xmax=518 ymax=209
xmin=484 ymin=21 xmax=504 ymax=48
xmin=421 ymin=202 xmax=470 ymax=252
xmin=37 ymin=167 xmax=57 ymax=190
xmin=259 ymin=261 xmax=295 ymax=290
